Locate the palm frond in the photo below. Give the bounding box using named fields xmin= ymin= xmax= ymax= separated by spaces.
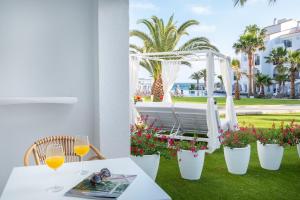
xmin=177 ymin=20 xmax=199 ymax=35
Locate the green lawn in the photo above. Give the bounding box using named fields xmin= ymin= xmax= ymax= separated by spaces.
xmin=156 ymin=113 xmax=300 ymax=200
xmin=144 ymin=96 xmax=300 ymax=106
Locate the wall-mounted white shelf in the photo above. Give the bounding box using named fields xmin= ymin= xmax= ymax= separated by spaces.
xmin=0 ymin=97 xmax=78 ymax=105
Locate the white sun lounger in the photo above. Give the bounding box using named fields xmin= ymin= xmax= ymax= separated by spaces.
xmin=135 ymin=102 xmax=230 ymax=150
xmin=173 ymin=103 xmax=229 ymax=134
xmin=135 ymin=102 xmax=179 ymax=134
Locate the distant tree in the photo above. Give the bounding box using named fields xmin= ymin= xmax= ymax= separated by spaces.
xmin=233 ymin=24 xmax=266 ymax=97
xmin=265 ymin=47 xmax=288 ymax=95
xmin=255 ymin=73 xmax=273 ymax=97
xmin=217 ymin=75 xmax=224 ymax=91
xmin=199 ymin=69 xmax=207 ymax=88
xmin=231 ymin=59 xmax=243 ymax=100
xmin=190 ymin=72 xmax=202 ymax=90
xmin=287 ymin=50 xmax=300 ymax=98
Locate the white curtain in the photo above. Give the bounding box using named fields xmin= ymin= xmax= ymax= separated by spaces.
xmin=206 ymin=52 xmax=219 ymax=152
xmin=161 ymin=60 xmax=181 ymax=103
xmin=220 ymin=58 xmax=238 ymax=130
xmin=129 ymin=56 xmax=140 ymax=124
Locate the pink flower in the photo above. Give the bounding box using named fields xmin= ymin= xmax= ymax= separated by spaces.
xmin=190 ymin=147 xmax=196 ymax=153
xmin=139 ymin=149 xmax=144 ymax=155
xmin=137 ymin=131 xmax=142 ymax=137
xmin=168 ymin=139 xmax=175 ymax=146
xmin=200 ymin=146 xmax=207 ymax=150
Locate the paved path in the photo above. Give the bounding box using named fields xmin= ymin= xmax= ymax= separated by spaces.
xmin=219 ymin=105 xmax=300 ymax=115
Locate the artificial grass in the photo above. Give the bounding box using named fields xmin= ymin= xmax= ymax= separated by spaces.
xmin=155 ymin=114 xmax=300 ymax=200
xmin=144 ymin=96 xmax=300 ymax=106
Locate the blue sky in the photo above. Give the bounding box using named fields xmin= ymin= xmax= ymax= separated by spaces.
xmin=129 ymin=0 xmax=300 ymax=82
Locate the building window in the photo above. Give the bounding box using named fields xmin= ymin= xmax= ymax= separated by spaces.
xmin=254 ymin=54 xmax=260 ymax=65
xmin=283 ymin=39 xmax=292 ymax=48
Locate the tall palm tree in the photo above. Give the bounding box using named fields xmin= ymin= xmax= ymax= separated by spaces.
xmin=231 ymin=59 xmax=242 ymax=100
xmin=287 ymin=50 xmax=300 ymax=98
xmin=265 ymin=47 xmax=288 ymax=95
xmin=255 ymin=73 xmax=272 ymax=97
xmin=190 ymin=71 xmax=201 ymax=90
xmin=234 ymin=0 xmax=276 ymax=6
xmin=233 ymin=24 xmax=266 ymax=97
xmin=130 ymin=15 xmax=218 ymax=101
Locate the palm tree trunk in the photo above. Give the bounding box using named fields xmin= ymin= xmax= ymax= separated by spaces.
xmin=151 ymin=74 xmax=164 ymax=102
xmin=196 ymin=79 xmax=200 ymax=96
xmin=260 ymin=85 xmax=265 ymax=96
xmin=235 ymin=79 xmax=240 ymax=100
xmin=248 ymin=53 xmax=253 ymax=97
xmin=278 ymin=82 xmax=282 ymax=95
xmin=290 ymin=70 xmax=296 ymax=98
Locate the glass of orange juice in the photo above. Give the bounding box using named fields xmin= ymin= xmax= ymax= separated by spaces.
xmin=74 ymin=135 xmax=90 ymax=175
xmin=45 ymin=143 xmax=65 ymax=192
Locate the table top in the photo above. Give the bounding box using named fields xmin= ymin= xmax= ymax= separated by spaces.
xmin=0 ymin=158 xmax=171 ymax=200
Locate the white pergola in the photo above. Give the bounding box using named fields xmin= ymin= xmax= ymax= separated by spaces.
xmin=129 ymin=50 xmax=238 ymax=151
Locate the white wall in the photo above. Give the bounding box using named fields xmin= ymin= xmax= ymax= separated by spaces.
xmin=0 ymin=0 xmax=99 ymax=192
xmin=98 ymin=0 xmax=130 ymax=158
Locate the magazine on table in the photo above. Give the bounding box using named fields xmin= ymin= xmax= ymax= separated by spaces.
xmin=65 ymin=173 xmax=137 ymax=199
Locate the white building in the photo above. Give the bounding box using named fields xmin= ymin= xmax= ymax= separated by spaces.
xmin=239 ymin=18 xmax=300 ymax=95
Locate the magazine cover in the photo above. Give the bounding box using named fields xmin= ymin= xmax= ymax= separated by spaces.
xmin=65 ymin=174 xmax=137 ymax=199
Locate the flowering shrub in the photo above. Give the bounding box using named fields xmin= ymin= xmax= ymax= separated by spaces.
xmin=285 ymin=120 xmax=300 ymax=145
xmin=130 ymin=116 xmax=172 ymax=158
xmin=256 ymin=122 xmax=294 ymax=146
xmin=175 ymin=139 xmax=207 ymax=158
xmin=292 ymin=126 xmax=300 ymax=145
xmin=133 ymin=95 xmax=143 ymax=104
xmin=220 ymin=125 xmax=255 ymax=148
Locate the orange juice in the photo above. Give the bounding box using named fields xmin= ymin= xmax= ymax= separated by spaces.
xmin=74 ymin=145 xmax=90 ymax=157
xmin=45 ymin=156 xmax=65 ymax=170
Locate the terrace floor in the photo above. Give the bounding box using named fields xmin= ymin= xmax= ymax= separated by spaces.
xmin=156 ymin=113 xmax=300 ymax=200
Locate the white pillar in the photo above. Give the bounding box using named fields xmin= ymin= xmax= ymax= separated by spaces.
xmin=98 ymin=0 xmax=130 ymax=158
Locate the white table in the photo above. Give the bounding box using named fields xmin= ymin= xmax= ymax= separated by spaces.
xmin=1 ymin=158 xmax=171 ymax=200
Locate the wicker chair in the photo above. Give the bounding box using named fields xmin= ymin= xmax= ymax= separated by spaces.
xmin=24 ymin=135 xmax=105 ymax=166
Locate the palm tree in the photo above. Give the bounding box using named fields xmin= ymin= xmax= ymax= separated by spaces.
xmin=287 ymin=50 xmax=300 ymax=98
xmin=274 ymin=72 xmax=288 ymax=95
xmin=217 ymin=75 xmax=224 ymax=91
xmin=199 ymin=69 xmax=207 ymax=88
xmin=233 ymin=24 xmax=266 ymax=97
xmin=130 ymin=15 xmax=218 ymax=101
xmin=255 ymin=73 xmax=272 ymax=96
xmin=265 ymin=47 xmax=288 ymax=95
xmin=231 ymin=59 xmax=242 ymax=100
xmin=234 ymin=0 xmax=276 ymax=6
xmin=190 ymin=72 xmax=201 ymax=90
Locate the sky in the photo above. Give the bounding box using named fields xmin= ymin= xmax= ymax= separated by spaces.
xmin=129 ymin=0 xmax=300 ymax=83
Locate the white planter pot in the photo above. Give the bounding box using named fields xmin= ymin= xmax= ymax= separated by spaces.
xmin=130 ymin=154 xmax=160 ymax=180
xmin=297 ymin=143 xmax=300 ymax=158
xmin=257 ymin=141 xmax=284 ymax=170
xmin=224 ymin=145 xmax=250 ymax=175
xmin=177 ymin=150 xmax=205 ymax=180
